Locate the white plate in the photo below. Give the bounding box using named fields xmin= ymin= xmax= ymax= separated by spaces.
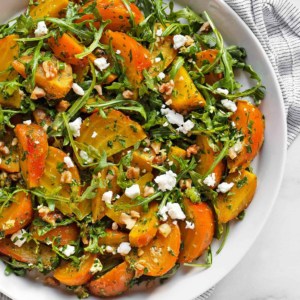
xmin=0 ymin=1 xmax=287 ymax=299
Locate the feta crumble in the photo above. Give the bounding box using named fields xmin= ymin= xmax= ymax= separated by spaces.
xmin=217 ymin=182 xmax=234 ymax=193
xmin=79 ymin=150 xmax=93 ymax=164
xmin=156 ymin=28 xmax=163 ymax=37
xmin=10 ymin=229 xmax=27 ymax=247
xmin=216 ymin=88 xmax=229 ymax=95
xmin=90 ymin=258 xmax=103 ymax=274
xmin=161 ymin=108 xmax=184 ymax=127
xmin=94 ymin=85 xmax=103 ymax=96
xmin=117 ymin=242 xmax=132 ymax=256
xmin=166 ymin=202 xmax=186 ymax=220
xmin=91 ymin=131 xmax=98 ymax=138
xmin=112 ymin=222 xmax=118 ymax=231
xmin=120 ymin=213 xmax=136 ymax=230
xmin=34 ymin=21 xmax=48 ymax=37
xmin=116 ymin=49 xmax=121 ymax=54
xmin=157 ymin=72 xmax=166 ymax=80
xmin=185 ymin=221 xmax=195 ymax=230
xmin=69 ymin=117 xmax=82 ymax=138
xmin=154 ymin=170 xmax=177 ymax=192
xmin=60 ymin=245 xmax=75 ymax=257
xmin=125 ymin=184 xmax=140 ymax=199
xmin=102 ymin=191 xmax=113 ymax=204
xmin=221 ymin=99 xmax=237 ymax=112
xmin=155 ymin=57 xmax=162 ymax=63
xmin=177 ymin=120 xmax=195 ymax=134
xmin=228 ymin=140 xmax=243 ymax=160
xmin=72 ymin=83 xmax=85 ymax=96
xmin=23 ymin=120 xmax=32 ymax=125
xmin=94 ymin=57 xmax=110 ymax=71
xmin=203 ymin=173 xmax=216 ymax=187
xmin=173 ymin=34 xmax=187 ymax=49
xmin=64 ymin=156 xmax=74 ymax=168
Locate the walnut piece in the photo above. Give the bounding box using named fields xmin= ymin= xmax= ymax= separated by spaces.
xmin=30 ymin=86 xmax=46 ymax=100
xmin=186 ymin=144 xmax=200 ymax=158
xmin=42 ymin=60 xmax=58 ymax=79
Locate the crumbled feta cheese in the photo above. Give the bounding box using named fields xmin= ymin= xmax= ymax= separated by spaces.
xmin=69 ymin=117 xmax=82 ymax=138
xmin=217 ymin=182 xmax=234 ymax=193
xmin=163 ymin=121 xmax=169 ymax=127
xmin=106 ymin=245 xmax=115 ymax=253
xmin=203 ymin=173 xmax=216 ymax=187
xmin=94 ymin=57 xmax=110 ymax=71
xmin=125 ymin=184 xmax=140 ymax=199
xmin=79 ymin=150 xmax=93 ymax=164
xmin=231 ymin=121 xmax=236 ymax=128
xmin=161 ymin=108 xmax=184 ymax=127
xmin=228 ymin=140 xmax=243 ymax=160
xmin=156 ymin=28 xmax=163 ymax=37
xmin=173 ymin=34 xmax=187 ymax=50
xmin=166 ymin=202 xmax=186 ymax=220
xmin=72 ymin=83 xmax=85 ymax=96
xmin=178 ymin=120 xmax=195 ymax=134
xmin=102 ymin=191 xmax=113 ymax=204
xmin=90 ymin=258 xmax=103 ymax=274
xmin=35 ymin=141 xmax=40 ymax=144
xmin=94 ymin=85 xmax=103 ymax=96
xmin=154 ymin=170 xmax=177 ymax=192
xmin=158 ymin=205 xmax=169 ymax=221
xmin=216 ymin=88 xmax=229 ymax=95
xmin=64 ymin=156 xmax=74 ymax=168
xmin=112 ymin=222 xmax=118 ymax=231
xmin=60 ymin=245 xmax=75 ymax=257
xmin=155 ymin=57 xmax=162 ymax=63
xmin=185 ymin=221 xmax=195 ymax=230
xmin=34 ymin=21 xmax=48 ymax=37
xmin=116 ymin=49 xmax=121 ymax=54
xmin=157 ymin=72 xmax=166 ymax=80
xmin=10 ymin=229 xmax=27 ymax=247
xmin=91 ymin=131 xmax=98 ymax=138
xmin=23 ymin=120 xmax=32 ymax=125
xmin=221 ymin=99 xmax=237 ymax=112
xmin=143 ymin=147 xmax=150 ymax=152
xmin=117 ymin=242 xmax=131 ymax=256
xmin=120 ymin=213 xmax=136 ymax=230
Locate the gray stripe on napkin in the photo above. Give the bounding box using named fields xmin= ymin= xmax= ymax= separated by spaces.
xmin=224 ymin=0 xmax=300 ymax=147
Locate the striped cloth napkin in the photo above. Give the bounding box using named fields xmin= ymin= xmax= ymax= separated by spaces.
xmin=196 ymin=0 xmax=300 ymax=299
xmin=1 ymin=1 xmax=299 ymax=300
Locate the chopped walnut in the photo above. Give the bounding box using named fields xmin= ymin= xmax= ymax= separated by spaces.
xmin=152 ymin=154 xmax=167 ymax=165
xmin=143 ymin=186 xmax=155 ymax=197
xmin=158 ymin=223 xmax=172 ymax=238
xmin=42 ymin=60 xmax=58 ymax=79
xmin=60 ymin=170 xmax=73 ymax=184
xmin=200 ymin=21 xmax=211 ymax=33
xmin=186 ymin=144 xmax=200 ymax=158
xmin=185 ymin=35 xmax=194 ymax=47
xmin=0 ymin=142 xmax=9 ymax=155
xmin=38 ymin=206 xmax=63 ymax=226
xmin=56 ymin=100 xmax=70 ymax=112
xmin=122 ymin=90 xmax=134 ymax=99
xmin=179 ymin=179 xmax=192 ymax=190
xmin=120 ymin=212 xmax=137 ymax=230
xmin=9 ymin=173 xmax=21 ymax=182
xmin=150 ymin=141 xmax=161 ymax=155
xmin=130 ymin=210 xmax=141 ymax=219
xmin=138 ymin=249 xmax=144 ymax=257
xmin=31 ymin=86 xmax=46 ymax=100
xmin=44 ymin=277 xmax=60 ymax=287
xmin=126 ymin=166 xmax=140 ymax=179
xmin=11 ymin=138 xmax=18 ymax=147
xmin=159 ymin=80 xmax=175 ymax=99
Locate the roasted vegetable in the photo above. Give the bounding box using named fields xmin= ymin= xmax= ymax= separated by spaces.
xmin=29 ymin=0 xmax=69 ymax=19
xmin=14 ymin=124 xmax=48 ymax=188
xmin=216 ymin=170 xmax=257 ymax=223
xmin=0 ymin=191 xmax=33 ymax=236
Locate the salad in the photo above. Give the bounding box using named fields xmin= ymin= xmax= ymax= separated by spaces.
xmin=0 ymin=0 xmax=265 ymax=298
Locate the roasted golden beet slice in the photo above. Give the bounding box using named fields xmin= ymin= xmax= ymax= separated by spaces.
xmin=54 ymin=253 xmax=98 ymax=286
xmin=127 ymin=221 xmax=181 ymax=277
xmin=88 ymin=261 xmax=134 ymax=297
xmin=29 ymin=0 xmax=69 ymax=19
xmin=228 ymin=100 xmax=265 ymax=172
xmin=14 ymin=124 xmax=48 ymax=188
xmin=0 ymin=191 xmax=33 ymax=236
xmin=179 ymin=199 xmax=214 ymax=263
xmin=216 ymin=170 xmax=257 ymax=223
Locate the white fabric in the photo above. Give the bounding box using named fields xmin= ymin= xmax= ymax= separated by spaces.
xmin=224 ymin=0 xmax=300 ymax=147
